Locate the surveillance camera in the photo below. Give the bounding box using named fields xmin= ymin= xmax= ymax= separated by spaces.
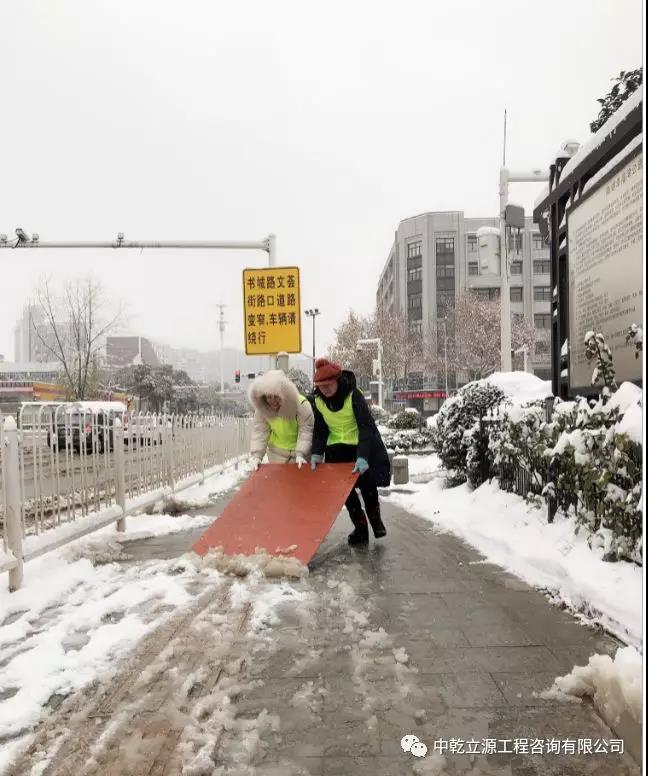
xmin=15 ymin=228 xmax=29 ymax=242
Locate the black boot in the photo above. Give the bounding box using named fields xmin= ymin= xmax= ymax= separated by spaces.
xmin=366 ymin=501 xmax=386 ymax=539
xmin=347 ymin=510 xmax=369 ymax=546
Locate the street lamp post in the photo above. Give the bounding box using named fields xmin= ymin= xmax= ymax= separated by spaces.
xmin=216 ymin=304 xmax=227 ymax=394
xmin=441 ymin=318 xmax=449 ymax=395
xmin=304 ymin=309 xmax=320 ymax=379
xmin=357 ymin=338 xmax=383 ymax=408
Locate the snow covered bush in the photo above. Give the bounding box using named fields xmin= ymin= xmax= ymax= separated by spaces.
xmin=490 ymin=400 xmax=552 ymax=497
xmin=545 ymin=396 xmax=642 ymax=563
xmin=386 ymin=428 xmax=434 ymax=453
xmin=625 ymin=324 xmax=643 ymax=358
xmin=432 ymin=381 xmax=507 ymax=485
xmin=492 ymin=387 xmax=643 ymax=564
xmin=585 ymin=331 xmax=617 ymax=398
xmin=388 ymin=409 xmax=420 ymax=430
xmin=370 ymin=404 xmax=390 ymax=424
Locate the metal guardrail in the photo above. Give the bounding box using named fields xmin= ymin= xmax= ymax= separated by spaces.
xmin=1 ymin=404 xmax=252 ymax=590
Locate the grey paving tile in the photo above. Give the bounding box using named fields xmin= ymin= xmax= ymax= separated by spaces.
xmin=491 ymin=671 xmax=572 ymax=706
xmin=408 ymin=645 xmax=570 ymax=674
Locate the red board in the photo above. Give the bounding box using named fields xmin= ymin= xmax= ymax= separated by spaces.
xmin=192 ymin=463 xmax=359 ymax=565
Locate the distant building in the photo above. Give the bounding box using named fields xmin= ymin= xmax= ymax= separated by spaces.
xmin=106 ymin=336 xmax=160 ymax=369
xmin=13 ymin=305 xmax=66 ymax=363
xmin=0 ymin=361 xmax=61 ymax=381
xmin=377 ymin=211 xmax=552 ymax=380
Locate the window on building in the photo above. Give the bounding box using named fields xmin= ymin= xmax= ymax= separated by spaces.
xmin=507 ymin=232 xmax=523 ymax=253
xmin=511 ymin=261 xmax=523 ymax=275
xmin=534 ymin=260 xmax=550 ymax=275
xmin=436 ymin=276 xmax=455 ymax=290
xmin=407 ymin=254 xmax=422 ymax=270
xmin=534 ymin=286 xmax=551 ymax=302
xmin=532 ymin=233 xmax=545 ymax=250
xmin=407 ymin=241 xmax=422 ymax=259
xmin=534 ymin=313 xmax=551 ymax=329
xmin=436 ymin=264 xmax=455 ymax=278
xmin=408 ymin=294 xmax=422 ymax=309
xmin=409 ymin=321 xmax=423 ymax=336
xmin=408 ymin=267 xmax=422 ymax=282
xmin=468 ymin=262 xmax=479 ymax=275
xmin=535 ymin=339 xmax=550 ymax=354
xmin=467 ymin=234 xmax=478 ymax=252
xmin=510 ymin=287 xmax=523 ymax=302
xmin=475 ymin=288 xmax=500 ymax=301
xmin=436 ymin=237 xmax=455 ymax=255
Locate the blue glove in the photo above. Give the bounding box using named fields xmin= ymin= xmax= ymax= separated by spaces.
xmin=352 ymin=457 xmax=369 ymax=475
xmin=310 ymin=454 xmax=324 ymax=471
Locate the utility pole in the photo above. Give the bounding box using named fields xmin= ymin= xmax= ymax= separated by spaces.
xmin=497 ymin=111 xmax=549 ymax=372
xmin=305 ymin=309 xmax=320 ymax=379
xmin=357 ymin=338 xmax=383 ymax=408
xmin=216 ymin=304 xmax=227 ymax=394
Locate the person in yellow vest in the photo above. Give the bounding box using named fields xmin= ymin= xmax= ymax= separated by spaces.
xmin=310 ymin=358 xmax=390 ymax=545
xmin=248 ymin=370 xmax=314 ymax=467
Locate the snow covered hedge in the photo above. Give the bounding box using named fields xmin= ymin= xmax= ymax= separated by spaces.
xmin=492 ymin=385 xmax=642 ymax=564
xmin=431 ymin=373 xmax=642 ymax=564
xmin=384 ymin=429 xmax=434 ymax=453
xmin=388 ymin=409 xmax=421 ymax=429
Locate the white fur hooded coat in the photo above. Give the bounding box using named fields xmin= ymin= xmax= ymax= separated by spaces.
xmin=247 ymin=370 xmax=314 ymax=461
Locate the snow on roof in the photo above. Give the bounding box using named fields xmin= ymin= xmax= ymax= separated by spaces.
xmin=561 ymin=91 xmax=642 ymax=181
xmin=476 ymin=226 xmax=501 ymax=238
xmin=64 ymin=401 xmax=127 ymax=414
xmin=581 ymin=133 xmax=643 ymax=197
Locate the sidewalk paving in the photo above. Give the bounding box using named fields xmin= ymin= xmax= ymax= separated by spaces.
xmin=7 ymin=493 xmax=640 ymax=775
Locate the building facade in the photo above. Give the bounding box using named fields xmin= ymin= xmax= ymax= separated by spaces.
xmin=13 ymin=305 xmax=65 ymax=363
xmin=106 ymin=336 xmax=160 ymax=370
xmin=377 ymin=211 xmax=552 ymax=380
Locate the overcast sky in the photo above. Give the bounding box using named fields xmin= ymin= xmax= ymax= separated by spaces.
xmin=0 ymin=0 xmax=643 ymax=363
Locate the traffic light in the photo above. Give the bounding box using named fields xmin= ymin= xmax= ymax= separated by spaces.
xmin=235 ymin=370 xmax=241 ymax=383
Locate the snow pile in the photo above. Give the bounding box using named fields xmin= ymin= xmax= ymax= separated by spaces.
xmin=194 ymin=547 xmax=308 ymax=580
xmin=0 ymin=550 xmax=206 ymax=769
xmin=388 ymin=470 xmax=643 ymax=646
xmin=141 ymin=466 xmax=246 ymax=516
xmin=542 ymin=646 xmax=642 ymax=735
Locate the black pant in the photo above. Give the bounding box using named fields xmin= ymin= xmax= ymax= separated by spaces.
xmin=325 ymin=444 xmax=380 ymax=523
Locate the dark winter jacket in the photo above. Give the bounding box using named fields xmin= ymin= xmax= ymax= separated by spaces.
xmin=310 ymin=370 xmax=391 ymax=487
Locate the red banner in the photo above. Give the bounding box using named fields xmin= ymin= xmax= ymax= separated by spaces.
xmin=393 ymin=390 xmax=447 ymax=400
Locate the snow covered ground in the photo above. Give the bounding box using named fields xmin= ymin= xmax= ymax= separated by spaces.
xmin=0 ymin=465 xmax=249 ymax=773
xmin=388 ymin=455 xmax=643 ymax=649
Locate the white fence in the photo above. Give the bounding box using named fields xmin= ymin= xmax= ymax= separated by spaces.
xmin=1 ymin=405 xmax=251 ymax=591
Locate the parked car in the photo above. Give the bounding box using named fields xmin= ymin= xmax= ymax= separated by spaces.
xmin=46 ymin=401 xmax=126 ymax=454
xmin=123 ymin=414 xmax=164 ymax=446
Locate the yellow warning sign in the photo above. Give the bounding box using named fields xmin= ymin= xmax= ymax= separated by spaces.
xmin=242 ymin=266 xmax=302 ymax=355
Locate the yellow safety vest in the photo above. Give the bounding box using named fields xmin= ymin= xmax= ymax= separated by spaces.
xmin=314 ymin=393 xmax=359 ymax=446
xmin=267 ymin=395 xmax=307 ymax=450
